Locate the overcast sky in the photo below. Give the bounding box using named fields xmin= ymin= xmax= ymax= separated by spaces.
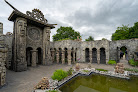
xmin=0 ymin=0 xmax=138 ymax=41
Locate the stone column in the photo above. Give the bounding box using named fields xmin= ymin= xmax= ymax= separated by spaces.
xmin=51 ymin=50 xmax=55 ymax=63
xmin=97 ymin=49 xmax=100 ymax=64
xmin=73 ymin=50 xmax=75 ymax=63
xmin=89 ymin=50 xmax=92 ymax=63
xmin=62 ymin=50 xmax=65 ymax=64
xmin=68 ymin=49 xmax=72 ymax=65
xmin=31 ymin=50 xmax=37 ymax=67
xmin=106 ymin=50 xmax=109 ymax=64
xmin=0 ymin=47 xmax=7 ymax=86
xmin=56 ymin=50 xmax=59 ymax=63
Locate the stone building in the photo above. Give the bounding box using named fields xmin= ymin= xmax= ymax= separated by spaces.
xmin=50 ymin=39 xmax=138 ymax=65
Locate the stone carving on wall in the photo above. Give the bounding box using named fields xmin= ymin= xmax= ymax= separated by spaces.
xmin=26 ymin=9 xmax=48 ymax=23
xmin=13 ymin=18 xmax=27 ymax=71
xmin=28 ymin=28 xmax=40 ymax=40
xmin=18 ymin=21 xmax=27 ymax=37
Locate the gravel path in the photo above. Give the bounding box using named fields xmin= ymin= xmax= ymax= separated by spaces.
xmin=0 ymin=63 xmax=137 ymax=92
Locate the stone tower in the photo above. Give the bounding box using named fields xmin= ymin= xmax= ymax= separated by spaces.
xmin=0 ymin=22 xmax=3 ymax=34
xmin=6 ymin=1 xmax=55 ymax=71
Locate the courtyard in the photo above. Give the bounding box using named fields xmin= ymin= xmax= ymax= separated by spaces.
xmin=0 ymin=61 xmax=137 ymax=92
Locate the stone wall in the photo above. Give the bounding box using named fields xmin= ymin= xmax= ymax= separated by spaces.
xmin=50 ymin=39 xmax=110 ymax=64
xmin=109 ymin=39 xmax=138 ymax=62
xmin=0 ymin=24 xmax=8 ymax=86
xmin=0 ymin=46 xmax=7 ymax=87
xmin=50 ymin=39 xmax=138 ymax=64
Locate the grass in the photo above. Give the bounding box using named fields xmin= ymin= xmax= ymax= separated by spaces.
xmin=46 ymin=90 xmax=59 ymax=92
xmin=124 ymin=68 xmax=138 ymax=73
xmin=128 ymin=59 xmax=138 ymax=66
xmin=96 ymin=68 xmax=108 ymax=72
xmin=83 ymin=70 xmax=90 ymax=72
xmin=108 ymin=60 xmax=116 ymax=65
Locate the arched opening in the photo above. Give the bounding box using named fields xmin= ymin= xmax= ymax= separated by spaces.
xmin=92 ymin=48 xmax=97 ymax=63
xmin=120 ymin=46 xmax=127 ymax=60
xmin=75 ymin=48 xmax=77 ymax=62
xmin=64 ymin=48 xmax=68 ymax=63
xmin=71 ymin=48 xmax=74 ymax=62
xmin=54 ymin=48 xmax=56 ymax=63
xmin=37 ymin=47 xmax=42 ymax=64
xmin=85 ymin=48 xmax=89 ymax=62
xmin=59 ymin=48 xmax=62 ymax=63
xmin=100 ymin=48 xmax=106 ymax=64
xmin=26 ymin=47 xmax=33 ymax=66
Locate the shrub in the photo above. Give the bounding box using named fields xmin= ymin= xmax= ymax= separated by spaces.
xmin=96 ymin=68 xmax=108 ymax=72
xmin=67 ymin=68 xmax=73 ymax=76
xmin=51 ymin=69 xmax=68 ymax=81
xmin=83 ymin=70 xmax=90 ymax=72
xmin=46 ymin=90 xmax=58 ymax=92
xmin=124 ymin=68 xmax=138 ymax=73
xmin=128 ymin=59 xmax=138 ymax=66
xmin=108 ymin=60 xmax=116 ymax=65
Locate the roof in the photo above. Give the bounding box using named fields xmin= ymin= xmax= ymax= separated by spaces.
xmin=8 ymin=10 xmax=55 ymax=29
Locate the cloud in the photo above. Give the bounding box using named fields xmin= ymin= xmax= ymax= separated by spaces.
xmin=0 ymin=0 xmax=138 ymax=41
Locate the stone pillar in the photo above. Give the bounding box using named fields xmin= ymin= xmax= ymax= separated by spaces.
xmin=56 ymin=50 xmax=59 ymax=63
xmin=51 ymin=50 xmax=55 ymax=63
xmin=31 ymin=50 xmax=37 ymax=67
xmin=97 ymin=49 xmax=100 ymax=64
xmin=73 ymin=50 xmax=75 ymax=63
xmin=0 ymin=22 xmax=3 ymax=34
xmin=62 ymin=50 xmax=65 ymax=64
xmin=106 ymin=50 xmax=109 ymax=64
xmin=0 ymin=47 xmax=8 ymax=86
xmin=68 ymin=50 xmax=72 ymax=65
xmin=43 ymin=27 xmax=52 ymax=65
xmin=89 ymin=50 xmax=92 ymax=63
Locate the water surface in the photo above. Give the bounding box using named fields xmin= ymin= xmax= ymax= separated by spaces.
xmin=59 ymin=74 xmax=138 ymax=92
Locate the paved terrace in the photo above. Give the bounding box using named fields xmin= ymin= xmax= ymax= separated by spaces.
xmin=0 ymin=62 xmax=137 ymax=92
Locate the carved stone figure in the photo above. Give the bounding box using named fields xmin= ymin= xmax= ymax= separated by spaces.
xmin=26 ymin=9 xmax=48 ymax=23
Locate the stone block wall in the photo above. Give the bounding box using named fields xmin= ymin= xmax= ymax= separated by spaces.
xmin=0 ymin=43 xmax=7 ymax=87
xmin=109 ymin=39 xmax=138 ymax=62
xmin=50 ymin=39 xmax=110 ymax=64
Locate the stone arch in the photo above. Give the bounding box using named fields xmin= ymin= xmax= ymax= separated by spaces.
xmin=75 ymin=48 xmax=77 ymax=62
xmin=59 ymin=48 xmax=62 ymax=63
xmin=92 ymin=48 xmax=97 ymax=63
xmin=64 ymin=47 xmax=68 ymax=63
xmin=120 ymin=46 xmax=128 ymax=60
xmin=54 ymin=48 xmax=56 ymax=63
xmin=85 ymin=48 xmax=90 ymax=62
xmin=100 ymin=47 xmax=106 ymax=64
xmin=71 ymin=47 xmax=74 ymax=63
xmin=26 ymin=47 xmax=33 ymax=66
xmin=36 ymin=47 xmax=43 ymax=64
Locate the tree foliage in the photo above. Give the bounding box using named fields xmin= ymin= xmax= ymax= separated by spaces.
xmin=102 ymin=38 xmax=107 ymax=40
xmin=52 ymin=26 xmax=81 ymax=41
xmin=85 ymin=36 xmax=94 ymax=41
xmin=111 ymin=22 xmax=138 ymax=41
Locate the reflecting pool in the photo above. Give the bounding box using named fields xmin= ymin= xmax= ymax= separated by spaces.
xmin=59 ymin=74 xmax=138 ymax=92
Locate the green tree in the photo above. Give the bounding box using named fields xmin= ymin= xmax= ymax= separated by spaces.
xmin=111 ymin=25 xmax=129 ymax=41
xmin=52 ymin=26 xmax=81 ymax=41
xmin=85 ymin=36 xmax=94 ymax=41
xmin=102 ymin=38 xmax=107 ymax=40
xmin=129 ymin=22 xmax=138 ymax=39
xmin=111 ymin=22 xmax=138 ymax=41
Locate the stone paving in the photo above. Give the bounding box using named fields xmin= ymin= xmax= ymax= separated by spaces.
xmin=0 ymin=63 xmax=137 ymax=92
